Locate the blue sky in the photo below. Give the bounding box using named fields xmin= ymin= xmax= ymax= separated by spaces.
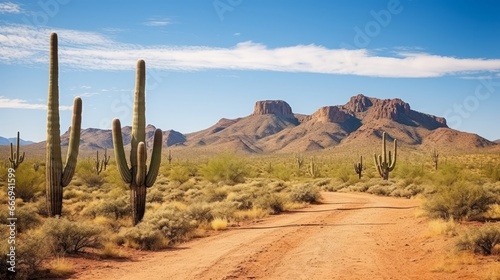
xmin=1 ymin=0 xmax=500 ymax=142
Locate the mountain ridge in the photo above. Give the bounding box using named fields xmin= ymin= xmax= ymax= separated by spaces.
xmin=10 ymin=94 xmax=497 ymax=154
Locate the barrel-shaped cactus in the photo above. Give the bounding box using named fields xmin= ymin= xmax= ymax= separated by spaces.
xmin=112 ymin=59 xmax=162 ymax=225
xmin=46 ymin=32 xmax=82 ymax=217
xmin=373 ymin=132 xmax=397 ymax=180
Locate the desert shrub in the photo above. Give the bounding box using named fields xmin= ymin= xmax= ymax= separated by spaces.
xmin=77 ymin=160 xmax=105 ymax=188
xmin=457 ymin=224 xmax=500 ymax=255
xmin=119 ymin=223 xmax=169 ymax=251
xmin=40 ymin=218 xmax=103 ymax=254
xmin=142 ymin=205 xmax=197 ymax=242
xmin=146 ymin=188 xmax=165 ymax=203
xmin=187 ymin=203 xmax=214 ymax=223
xmin=204 ymin=186 xmax=228 ymax=203
xmin=211 ymin=217 xmax=228 ymax=231
xmin=0 ymin=230 xmax=51 ymax=279
xmin=201 ymin=154 xmax=248 ymax=185
xmin=483 ymin=164 xmax=500 ymax=183
xmin=11 ymin=164 xmax=44 ymax=202
xmin=367 ymin=184 xmax=394 ymax=196
xmin=271 ymin=163 xmax=293 ymax=181
xmin=82 ymin=196 xmax=130 ymax=220
xmin=169 ymin=163 xmax=192 ymax=184
xmin=432 ymin=163 xmax=463 ymax=186
xmin=424 ymin=183 xmax=496 ymax=221
xmin=255 ymin=193 xmax=286 ymax=214
xmin=289 ymin=184 xmax=321 ymax=204
xmin=210 ymin=201 xmax=238 ymax=220
xmin=226 ymin=191 xmax=254 ymax=210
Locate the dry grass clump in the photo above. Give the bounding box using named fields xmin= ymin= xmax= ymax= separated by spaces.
xmin=211 ymin=217 xmax=228 ymax=231
xmin=457 ymin=224 xmax=500 ymax=255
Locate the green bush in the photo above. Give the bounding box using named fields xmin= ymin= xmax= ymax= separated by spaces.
xmin=289 ymin=184 xmax=321 ymax=204
xmin=201 ymin=154 xmax=248 ymax=185
xmin=40 ymin=218 xmax=103 ymax=254
xmin=483 ymin=164 xmax=500 ymax=183
xmin=77 ymin=160 xmax=105 ymax=188
xmin=119 ymin=223 xmax=169 ymax=251
xmin=168 ymin=163 xmax=193 ymax=184
xmin=11 ymin=164 xmax=44 ymax=202
xmin=457 ymin=224 xmax=500 ymax=255
xmin=424 ymin=183 xmax=495 ymax=221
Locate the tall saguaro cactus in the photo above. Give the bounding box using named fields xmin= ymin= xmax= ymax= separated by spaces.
xmin=112 ymin=59 xmax=162 ymax=225
xmin=46 ymin=32 xmax=82 ymax=217
xmin=9 ymin=131 xmax=25 ymax=170
xmin=374 ymin=132 xmax=397 ymax=180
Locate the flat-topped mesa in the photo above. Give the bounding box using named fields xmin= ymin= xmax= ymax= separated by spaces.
xmin=343 ymin=94 xmax=373 ymax=112
xmin=253 ymin=100 xmax=294 ymax=116
xmin=311 ymin=106 xmax=352 ymax=123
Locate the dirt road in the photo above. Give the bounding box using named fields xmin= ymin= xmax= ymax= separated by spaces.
xmin=73 ymin=192 xmax=489 ymax=280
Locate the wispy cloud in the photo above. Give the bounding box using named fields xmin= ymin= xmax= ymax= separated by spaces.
xmin=143 ymin=17 xmax=171 ymax=27
xmin=0 ymin=2 xmax=22 ymax=14
xmin=1 ymin=24 xmax=500 ymax=78
xmin=0 ymin=96 xmax=72 ymax=110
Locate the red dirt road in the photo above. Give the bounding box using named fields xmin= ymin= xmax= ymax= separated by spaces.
xmin=72 ymin=192 xmax=494 ymax=280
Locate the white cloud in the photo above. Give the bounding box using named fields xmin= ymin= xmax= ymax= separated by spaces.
xmin=143 ymin=17 xmax=171 ymax=27
xmin=0 ymin=2 xmax=22 ymax=14
xmin=0 ymin=96 xmax=72 ymax=110
xmin=1 ymin=24 xmax=500 ymax=78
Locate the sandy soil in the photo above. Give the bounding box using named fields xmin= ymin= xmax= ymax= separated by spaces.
xmin=69 ymin=192 xmax=498 ymax=280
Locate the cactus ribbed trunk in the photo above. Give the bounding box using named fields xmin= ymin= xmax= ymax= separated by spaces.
xmin=112 ymin=59 xmax=162 ymax=225
xmin=130 ymin=184 xmax=147 ymax=225
xmin=46 ymin=33 xmax=82 ymax=217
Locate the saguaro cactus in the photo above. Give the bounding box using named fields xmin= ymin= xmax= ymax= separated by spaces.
xmin=9 ymin=131 xmax=25 ymax=170
xmin=431 ymin=148 xmax=439 ymax=170
xmin=46 ymin=32 xmax=82 ymax=217
xmin=374 ymin=132 xmax=397 ymax=180
xmin=354 ymin=156 xmax=363 ymax=179
xmin=112 ymin=59 xmax=162 ymax=225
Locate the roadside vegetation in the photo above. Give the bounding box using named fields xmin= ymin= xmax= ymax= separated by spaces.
xmin=0 ymin=151 xmax=498 ymax=279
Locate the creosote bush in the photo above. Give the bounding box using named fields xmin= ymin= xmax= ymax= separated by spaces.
xmin=201 ymin=154 xmax=248 ymax=185
xmin=424 ymin=183 xmax=495 ymax=221
xmin=289 ymin=184 xmax=321 ymax=204
xmin=457 ymin=224 xmax=500 ymax=255
xmin=40 ymin=218 xmax=103 ymax=254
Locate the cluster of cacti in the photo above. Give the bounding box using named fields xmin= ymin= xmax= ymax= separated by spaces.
xmin=9 ymin=131 xmax=25 ymax=170
xmin=431 ymin=148 xmax=439 ymax=170
xmin=112 ymin=59 xmax=163 ymax=225
xmin=94 ymin=149 xmax=110 ymax=175
xmin=374 ymin=132 xmax=397 ymax=180
xmin=46 ymin=32 xmax=82 ymax=217
xmin=354 ymin=156 xmax=363 ymax=179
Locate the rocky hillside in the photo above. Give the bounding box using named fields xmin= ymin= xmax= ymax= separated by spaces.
xmin=21 ymin=94 xmax=497 ymax=154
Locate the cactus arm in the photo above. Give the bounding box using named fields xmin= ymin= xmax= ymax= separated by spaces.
xmin=145 ymin=128 xmax=163 ymax=187
xmin=136 ymin=142 xmax=147 ymax=186
xmin=130 ymin=59 xmax=146 ymax=168
xmin=112 ymin=118 xmax=132 ymax=184
xmin=388 ymin=139 xmax=397 ymax=171
xmin=61 ymin=97 xmax=82 ymax=187
xmin=374 ymin=154 xmax=383 ymax=178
